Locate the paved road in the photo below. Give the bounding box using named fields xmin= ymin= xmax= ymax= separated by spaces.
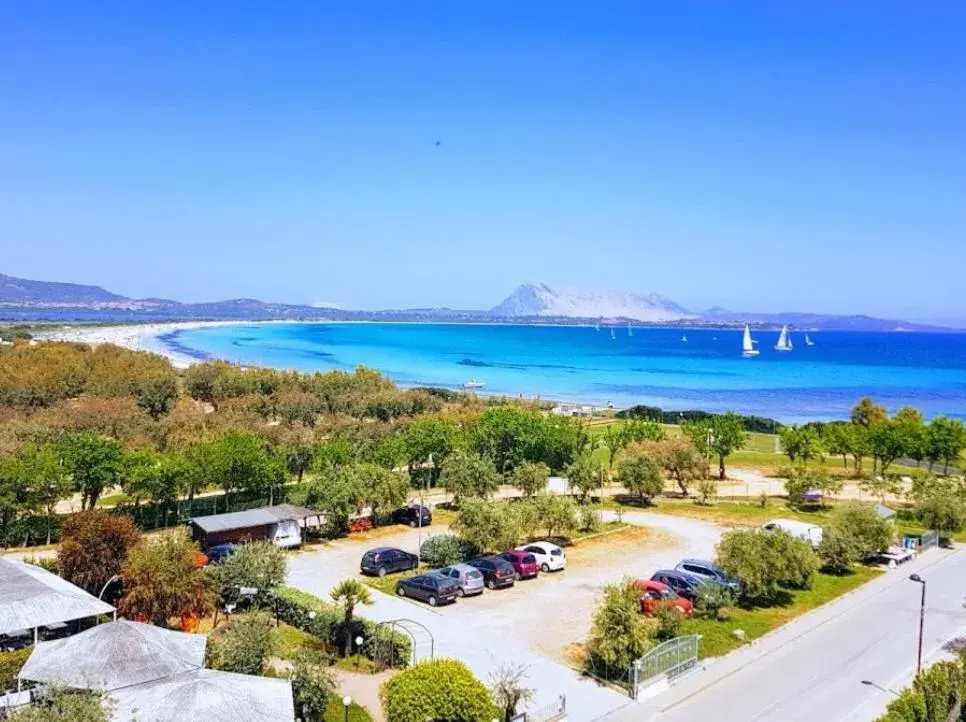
xmin=609 ymin=545 xmax=966 ymax=722
xmin=287 ymin=512 xmax=724 ymax=722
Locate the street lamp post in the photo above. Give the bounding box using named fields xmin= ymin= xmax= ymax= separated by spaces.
xmin=418 ymin=453 xmax=432 ymax=563
xmin=354 ymin=635 xmax=364 ymax=670
xmin=342 ymin=695 xmax=352 ymax=722
xmin=909 ymin=574 xmax=926 ymax=676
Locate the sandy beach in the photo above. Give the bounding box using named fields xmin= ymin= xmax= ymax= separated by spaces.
xmin=35 ymin=321 xmax=238 ymax=369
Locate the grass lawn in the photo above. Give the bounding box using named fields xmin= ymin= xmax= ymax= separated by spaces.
xmin=333 ymin=655 xmax=377 ymax=674
xmin=641 ymin=498 xmax=836 ymax=527
xmin=682 ymin=566 xmax=881 ymax=658
xmin=271 ymin=621 xmax=329 ymax=661
xmin=323 ymin=697 xmax=372 ymax=722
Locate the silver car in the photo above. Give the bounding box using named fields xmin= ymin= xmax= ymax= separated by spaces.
xmin=436 ymin=563 xmax=485 ymax=597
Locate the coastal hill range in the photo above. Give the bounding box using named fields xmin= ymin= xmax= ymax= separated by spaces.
xmin=0 ymin=273 xmax=946 ymax=332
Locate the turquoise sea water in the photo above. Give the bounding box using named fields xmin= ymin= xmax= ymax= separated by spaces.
xmin=161 ymin=323 xmax=966 ymax=423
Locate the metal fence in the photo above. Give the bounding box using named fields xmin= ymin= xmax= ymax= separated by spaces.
xmin=525 ymin=695 xmax=566 ymax=722
xmin=920 ymin=530 xmax=940 ymax=552
xmin=631 ymin=634 xmax=701 ymax=697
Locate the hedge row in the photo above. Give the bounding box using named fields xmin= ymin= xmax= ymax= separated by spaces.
xmin=274 ymin=586 xmax=411 ymax=669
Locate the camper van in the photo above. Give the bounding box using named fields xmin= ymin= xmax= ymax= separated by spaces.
xmin=761 ymin=519 xmax=823 ymax=548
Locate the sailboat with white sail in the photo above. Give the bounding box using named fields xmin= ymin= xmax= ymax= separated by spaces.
xmin=627 ymin=323 xmax=633 ymax=337
xmin=774 ymin=325 xmax=793 ymax=352
xmin=610 ymin=327 xmax=616 ymax=340
xmin=595 ymin=318 xmax=601 ymax=332
xmin=681 ymin=334 xmax=688 ymax=343
xmin=741 ymin=325 xmax=759 ymax=357
xmin=805 ymin=334 xmax=814 ymax=347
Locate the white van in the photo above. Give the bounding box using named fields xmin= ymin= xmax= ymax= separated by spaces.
xmin=761 ymin=519 xmax=823 ymax=548
xmin=270 ymin=519 xmax=303 ymax=549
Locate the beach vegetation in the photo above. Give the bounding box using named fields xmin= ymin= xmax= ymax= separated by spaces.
xmin=616 ymin=449 xmax=663 ymax=504
xmin=57 ymin=509 xmax=140 ymax=595
xmin=441 ymin=450 xmax=501 ymax=503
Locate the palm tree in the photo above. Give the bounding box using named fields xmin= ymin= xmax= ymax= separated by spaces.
xmin=329 ymin=579 xmax=373 ymax=657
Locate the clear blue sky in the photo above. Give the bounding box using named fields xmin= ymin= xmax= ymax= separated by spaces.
xmin=1 ymin=2 xmax=964 ymax=323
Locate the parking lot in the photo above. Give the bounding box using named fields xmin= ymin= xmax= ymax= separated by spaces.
xmin=287 ymin=510 xmax=723 ymax=721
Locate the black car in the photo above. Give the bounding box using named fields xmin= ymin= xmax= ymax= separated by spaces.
xmin=206 ymin=542 xmax=240 ymax=564
xmin=390 ymin=505 xmax=432 ymax=528
xmin=467 ymin=556 xmax=516 ymax=590
xmin=650 ymin=569 xmax=707 ymax=601
xmin=360 ymin=547 xmax=419 ymax=577
xmin=395 ymin=573 xmax=460 ymax=606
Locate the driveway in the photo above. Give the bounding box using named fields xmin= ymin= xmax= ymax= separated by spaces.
xmin=286 ymin=512 xmax=725 ymax=721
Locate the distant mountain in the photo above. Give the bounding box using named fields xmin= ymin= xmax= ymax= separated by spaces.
xmin=0 ymin=273 xmax=128 ymax=305
xmin=491 ymin=283 xmax=695 ymax=322
xmin=0 ymin=272 xmax=952 ymax=331
xmin=698 ymin=307 xmax=946 ymax=332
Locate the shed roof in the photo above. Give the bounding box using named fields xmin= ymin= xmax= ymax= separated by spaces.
xmin=190 ymin=504 xmax=322 ymax=534
xmin=19 ymin=620 xmax=206 ymax=691
xmin=0 ymin=558 xmax=115 ymax=636
xmin=109 ymin=669 xmax=295 ymax=722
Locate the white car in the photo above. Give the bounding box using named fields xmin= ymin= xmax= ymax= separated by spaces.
xmin=515 ymin=541 xmax=566 ymax=572
xmin=761 ymin=519 xmax=823 ymax=548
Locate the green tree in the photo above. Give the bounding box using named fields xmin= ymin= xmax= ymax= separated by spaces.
xmin=716 ymin=528 xmax=819 ymax=604
xmin=533 ymin=493 xmax=578 ymax=539
xmin=565 ymin=453 xmax=601 ymax=502
xmin=820 ymin=423 xmax=855 ymax=470
xmin=419 ymin=534 xmax=477 ymax=568
xmin=118 ymin=532 xmax=213 ymax=627
xmin=207 ymin=540 xmax=287 ymax=603
xmin=851 ymin=397 xmax=888 ymax=428
xmin=289 ymin=654 xmax=335 ymax=722
xmin=586 ymin=578 xmax=658 ymax=672
xmin=441 ymin=451 xmax=500 ymax=504
xmin=469 ymin=407 xmax=542 ymax=474
xmin=818 ymin=504 xmax=894 ymax=573
xmin=59 ymin=432 xmax=124 ymax=509
xmin=293 ymin=465 xmax=364 ymax=535
xmin=121 ymin=447 xmax=162 ymax=508
xmin=617 ymin=450 xmax=663 ymax=504
xmin=926 ymin=416 xmax=966 ymax=474
xmin=200 ymin=432 xmax=286 ymax=504
xmin=283 ymin=439 xmax=316 ymax=484
xmin=57 ymin=509 xmax=140 ymax=595
xmin=622 ymin=419 xmax=667 ymax=445
xmin=452 ymin=498 xmax=523 ymax=552
xmin=510 ymin=461 xmax=550 ymax=498
xmin=868 ymin=419 xmax=909 ymax=475
xmin=709 ymin=413 xmax=748 ymax=480
xmin=780 ymin=425 xmax=824 ymax=466
xmin=404 ymin=415 xmax=463 ymax=484
xmin=361 ymin=464 xmax=411 ymax=521
xmin=211 ymin=613 xmax=275 ymax=675
xmin=916 ymin=487 xmax=966 ymax=537
xmin=599 ymin=424 xmax=628 ymax=471
xmin=380 ymin=658 xmax=500 ymax=722
xmin=6 ymin=444 xmax=71 ymax=543
xmin=894 ymin=407 xmax=929 ymax=467
xmin=644 ymin=438 xmax=705 ymax=496
xmin=329 ymin=579 xmax=373 ymax=658
xmin=859 ymin=475 xmax=902 ymax=503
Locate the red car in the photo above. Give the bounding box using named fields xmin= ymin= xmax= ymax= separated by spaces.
xmin=500 ymin=550 xmax=539 ymax=580
xmin=637 ymin=580 xmax=693 ymax=618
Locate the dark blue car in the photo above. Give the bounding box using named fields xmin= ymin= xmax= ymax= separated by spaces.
xmin=650 ymin=569 xmax=708 ymax=601
xmin=206 ymin=542 xmax=240 ymax=564
xmin=674 ymin=559 xmax=741 ymax=593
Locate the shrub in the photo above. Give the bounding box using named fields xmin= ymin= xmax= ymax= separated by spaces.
xmin=289 ymin=653 xmax=335 ymax=722
xmin=817 ymin=525 xmax=860 ymax=574
xmin=348 ymin=517 xmax=373 ymax=533
xmin=916 ymin=489 xmax=966 ymax=536
xmin=380 ymin=659 xmax=499 ymax=722
xmin=274 ymin=586 xmax=411 ymax=668
xmin=452 ymin=499 xmax=523 ymax=553
xmin=762 ymin=528 xmax=819 ymax=590
xmin=8 ymin=688 xmax=111 ymax=722
xmin=419 ymin=534 xmax=478 ymax=568
xmin=693 ymin=583 xmax=733 ymax=621
xmin=654 ymin=604 xmax=682 ymax=641
xmin=57 ymin=510 xmax=140 ymax=595
xmin=211 ymin=613 xmax=275 ymax=675
xmin=0 ymin=649 xmax=31 ymax=692
xmin=616 ymin=451 xmax=663 ymax=504
xmin=587 ymin=578 xmax=658 ymax=674
xmin=533 ymin=493 xmax=578 ymax=540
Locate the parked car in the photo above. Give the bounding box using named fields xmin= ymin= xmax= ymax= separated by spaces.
xmin=636 ymin=580 xmax=693 ymax=618
xmin=390 ymin=505 xmax=433 ymax=528
xmin=435 ymin=564 xmax=485 ymax=597
xmin=205 ymin=543 xmax=239 ymax=564
xmin=674 ymin=559 xmax=740 ymax=592
xmin=499 ymin=550 xmax=539 ymax=580
xmin=650 ymin=569 xmax=707 ymax=601
xmin=761 ymin=519 xmax=823 ymax=547
xmin=360 ymin=547 xmax=419 ymax=577
xmin=395 ymin=573 xmax=460 ymax=606
xmin=515 ymin=541 xmax=566 ymax=572
xmin=467 ymin=556 xmax=516 ymax=590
